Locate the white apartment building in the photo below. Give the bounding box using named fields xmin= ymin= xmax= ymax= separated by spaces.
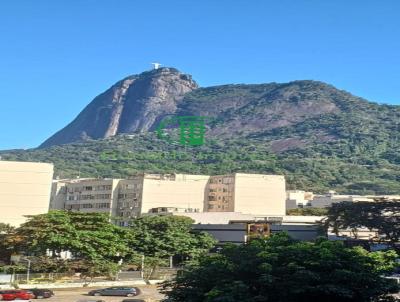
xmin=0 ymin=160 xmax=53 ymax=226
xmin=51 ymin=172 xmax=287 ymax=223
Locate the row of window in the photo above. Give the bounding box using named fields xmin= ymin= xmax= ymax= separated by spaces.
xmin=120 ymin=184 xmax=141 ymax=190
xmin=209 ymin=177 xmax=233 ymax=184
xmin=65 ymin=202 xmax=110 ymax=210
xmin=209 ymin=188 xmax=229 ymax=193
xmin=208 ymin=196 xmax=232 ymax=202
xmin=208 ymin=204 xmax=228 ymax=210
xmin=118 ymin=193 xmax=139 ymax=199
xmin=119 ymin=201 xmax=140 ymax=208
xmin=67 ymin=193 xmax=112 ymax=201
xmin=67 ymin=185 xmax=113 ymax=193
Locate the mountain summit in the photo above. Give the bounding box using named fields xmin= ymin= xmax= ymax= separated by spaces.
xmin=40 ymin=68 xmax=399 ymax=152
xmin=40 ymin=68 xmax=198 ymax=147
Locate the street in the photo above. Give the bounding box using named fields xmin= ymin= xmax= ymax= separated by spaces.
xmin=38 ymin=285 xmax=164 ymax=302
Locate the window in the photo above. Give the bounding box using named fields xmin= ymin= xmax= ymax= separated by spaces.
xmin=81 ymin=204 xmax=93 ymax=209
xmin=96 ymin=193 xmax=111 ymax=199
xmin=96 ymin=203 xmax=110 ymax=208
xmin=208 ymin=196 xmax=217 ymax=201
xmin=223 ymin=197 xmax=230 ymax=202
xmin=84 ymin=186 xmax=93 ymax=191
xmin=208 ymin=205 xmax=214 ymax=209
xmin=223 ymin=177 xmax=233 ymax=184
xmin=223 ymin=188 xmax=228 ymax=193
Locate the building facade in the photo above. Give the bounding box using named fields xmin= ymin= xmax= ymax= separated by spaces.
xmin=205 ymin=173 xmax=286 ymax=216
xmin=0 ymin=161 xmax=53 ymax=226
xmin=50 ymin=172 xmax=286 ymax=223
xmin=286 ymin=190 xmax=314 ymax=209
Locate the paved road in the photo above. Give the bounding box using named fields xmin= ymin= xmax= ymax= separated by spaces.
xmin=40 ymin=286 xmax=164 ymax=302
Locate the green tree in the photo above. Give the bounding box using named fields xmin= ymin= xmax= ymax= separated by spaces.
xmin=0 ymin=223 xmax=21 ymax=264
xmin=324 ymin=199 xmax=400 ymax=252
xmin=161 ymin=233 xmax=399 ymax=302
xmin=14 ymin=211 xmax=133 ymax=277
xmin=127 ymin=215 xmax=216 ymax=270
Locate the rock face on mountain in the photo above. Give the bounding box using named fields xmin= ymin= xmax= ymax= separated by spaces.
xmin=40 ymin=68 xmax=198 ymax=148
xmin=40 ymin=67 xmax=399 ymax=150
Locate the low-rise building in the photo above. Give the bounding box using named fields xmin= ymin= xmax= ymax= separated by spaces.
xmin=286 ymin=190 xmax=314 ymax=209
xmin=311 ymin=191 xmax=375 ymax=208
xmin=0 ymin=160 xmax=53 ymax=226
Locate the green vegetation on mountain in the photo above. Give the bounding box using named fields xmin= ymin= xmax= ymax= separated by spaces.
xmin=1 ymin=71 xmax=399 ymax=194
xmin=2 ymin=126 xmax=400 ymax=194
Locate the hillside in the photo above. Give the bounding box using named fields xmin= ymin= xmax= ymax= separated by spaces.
xmin=2 ymin=68 xmax=400 ymax=194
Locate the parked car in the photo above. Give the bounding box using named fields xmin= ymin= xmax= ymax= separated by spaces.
xmin=27 ymin=288 xmax=54 ymax=299
xmin=88 ymin=287 xmax=139 ymax=297
xmin=0 ymin=289 xmax=34 ymax=300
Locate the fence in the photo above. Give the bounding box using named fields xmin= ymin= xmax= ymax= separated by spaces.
xmin=5 ymin=271 xmax=142 ymax=285
xmin=0 ymin=268 xmax=174 ymax=285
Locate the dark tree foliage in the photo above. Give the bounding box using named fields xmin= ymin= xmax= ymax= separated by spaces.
xmin=161 ymin=233 xmax=399 ymax=302
xmin=0 ymin=223 xmax=17 ymax=263
xmin=324 ymin=199 xmax=400 ymax=252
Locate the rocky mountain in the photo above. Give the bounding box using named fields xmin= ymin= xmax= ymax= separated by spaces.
xmin=40 ymin=67 xmax=400 ymax=153
xmin=40 ymin=68 xmax=198 ymax=147
xmin=3 ymin=67 xmax=400 ymax=194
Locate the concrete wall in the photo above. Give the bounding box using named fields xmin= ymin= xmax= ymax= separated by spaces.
xmin=192 ymin=223 xmax=320 ymax=244
xmin=311 ymin=194 xmax=373 ymax=208
xmin=0 ymin=161 xmax=53 ymax=226
xmin=234 ymin=173 xmax=286 ymax=216
xmin=141 ymin=174 xmax=210 ymax=213
xmin=286 ymin=190 xmax=313 ymax=209
xmin=192 ymin=223 xmax=247 ymax=244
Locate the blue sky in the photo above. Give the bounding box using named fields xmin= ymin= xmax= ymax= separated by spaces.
xmin=0 ymin=0 xmax=399 ymax=150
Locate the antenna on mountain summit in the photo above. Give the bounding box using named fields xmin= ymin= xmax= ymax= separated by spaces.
xmin=151 ymin=62 xmax=161 ymax=70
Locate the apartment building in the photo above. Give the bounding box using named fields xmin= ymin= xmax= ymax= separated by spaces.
xmin=51 ymin=173 xmax=210 ymax=223
xmin=0 ymin=160 xmax=53 ymax=226
xmin=141 ymin=173 xmax=209 ymax=212
xmin=205 ymin=173 xmax=286 ymax=216
xmin=55 ymin=178 xmax=121 ymax=215
xmin=51 ymin=172 xmax=286 ymax=222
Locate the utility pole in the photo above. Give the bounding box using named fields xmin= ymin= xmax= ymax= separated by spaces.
xmin=141 ymin=255 xmax=145 ymax=279
xmin=21 ymin=258 xmax=31 ymax=284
